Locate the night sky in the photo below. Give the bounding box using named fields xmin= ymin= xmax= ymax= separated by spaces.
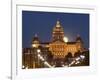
xmin=22 ymin=11 xmax=89 ymax=48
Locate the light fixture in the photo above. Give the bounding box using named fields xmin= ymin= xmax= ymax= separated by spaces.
xmin=22 ymin=65 xmax=25 ymax=68
xmin=76 ymin=57 xmax=80 ymax=61
xmin=32 ymin=44 xmax=36 ymax=48
xmin=80 ymin=55 xmax=85 ymax=59
xmin=37 ymin=49 xmax=41 ymax=53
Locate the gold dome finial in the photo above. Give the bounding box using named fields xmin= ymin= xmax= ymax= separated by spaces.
xmin=34 ymin=34 xmax=38 ymax=37
xmin=56 ymin=20 xmax=60 ymax=27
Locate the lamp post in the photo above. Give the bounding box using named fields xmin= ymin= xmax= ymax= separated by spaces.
xmin=32 ymin=44 xmax=38 ymax=68
xmin=32 ymin=44 xmax=53 ymax=68
xmin=37 ymin=49 xmax=41 ymax=68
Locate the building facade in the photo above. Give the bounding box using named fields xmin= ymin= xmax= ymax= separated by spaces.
xmin=22 ymin=20 xmax=88 ymax=69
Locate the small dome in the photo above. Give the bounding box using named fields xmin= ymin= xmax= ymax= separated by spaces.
xmin=53 ymin=20 xmax=64 ymax=32
xmin=76 ymin=35 xmax=83 ymax=42
xmin=32 ymin=34 xmax=40 ymax=44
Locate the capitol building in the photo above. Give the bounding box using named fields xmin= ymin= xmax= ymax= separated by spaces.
xmin=22 ymin=20 xmax=89 ymax=69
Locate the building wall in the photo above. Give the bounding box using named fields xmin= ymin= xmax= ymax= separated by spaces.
xmin=49 ymin=41 xmax=83 ymax=58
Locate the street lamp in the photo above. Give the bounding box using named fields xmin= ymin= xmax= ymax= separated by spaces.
xmin=37 ymin=49 xmax=41 ymax=53
xmin=22 ymin=65 xmax=25 ymax=69
xmin=80 ymin=55 xmax=85 ymax=59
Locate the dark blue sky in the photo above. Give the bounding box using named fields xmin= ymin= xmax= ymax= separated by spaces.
xmin=22 ymin=11 xmax=89 ymax=48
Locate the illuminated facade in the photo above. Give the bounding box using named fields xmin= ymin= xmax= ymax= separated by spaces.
xmin=49 ymin=21 xmax=84 ymax=58
xmin=22 ymin=20 xmax=89 ymax=69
